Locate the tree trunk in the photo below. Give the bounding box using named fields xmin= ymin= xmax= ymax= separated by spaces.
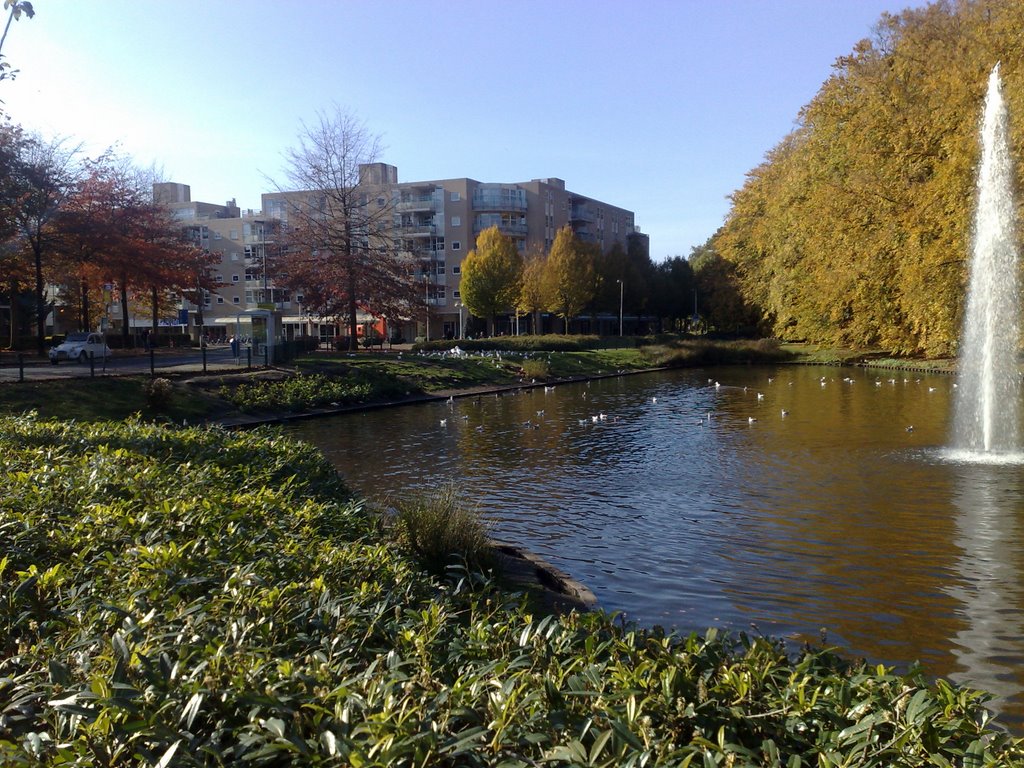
xmin=34 ymin=242 xmax=45 ymax=356
xmin=151 ymin=286 xmax=159 ymax=333
xmin=81 ymin=280 xmax=91 ymax=331
xmin=119 ymin=282 xmax=131 ymax=346
xmin=347 ymin=265 xmax=358 ymax=351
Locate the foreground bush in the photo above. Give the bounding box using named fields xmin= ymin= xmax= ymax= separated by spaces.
xmin=1 ymin=415 xmax=1022 ymax=766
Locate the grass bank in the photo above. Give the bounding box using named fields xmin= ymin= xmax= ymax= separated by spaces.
xmin=0 ymin=336 xmax=951 ymax=423
xmin=2 ymin=414 xmax=1020 ymax=766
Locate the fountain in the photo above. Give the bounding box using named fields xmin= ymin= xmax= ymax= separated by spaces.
xmin=952 ymin=63 xmax=1021 ymax=455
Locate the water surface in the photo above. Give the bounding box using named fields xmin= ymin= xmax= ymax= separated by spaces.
xmin=290 ymin=365 xmax=1024 ymax=730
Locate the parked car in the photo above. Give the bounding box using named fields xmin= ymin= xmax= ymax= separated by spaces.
xmin=49 ymin=332 xmax=113 ymax=364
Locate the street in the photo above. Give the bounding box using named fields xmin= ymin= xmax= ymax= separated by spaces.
xmin=0 ymin=345 xmax=256 ymax=382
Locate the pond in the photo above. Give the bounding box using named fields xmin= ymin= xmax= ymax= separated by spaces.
xmin=289 ymin=364 xmax=1024 ymax=731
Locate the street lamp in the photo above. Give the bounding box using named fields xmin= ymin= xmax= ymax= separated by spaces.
xmin=455 ymin=301 xmax=464 ymax=339
xmin=423 ymin=274 xmax=430 ymax=341
xmin=616 ymin=279 xmax=624 ymax=337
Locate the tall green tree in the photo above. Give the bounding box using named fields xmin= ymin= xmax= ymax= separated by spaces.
xmin=650 ymin=254 xmax=696 ymax=333
xmin=593 ymin=235 xmax=654 ymax=321
xmin=543 ymin=226 xmax=598 ymax=334
xmin=691 ymin=243 xmax=753 ymax=334
xmin=458 ymin=225 xmax=522 ymax=336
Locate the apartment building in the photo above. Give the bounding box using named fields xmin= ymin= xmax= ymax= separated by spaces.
xmin=159 ymin=166 xmax=644 ymax=342
xmin=154 ymin=182 xmax=322 ymax=343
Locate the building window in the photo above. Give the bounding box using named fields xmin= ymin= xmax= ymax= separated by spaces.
xmin=213 ymin=231 xmax=222 ymax=240
xmin=296 ymin=294 xmax=304 ymax=304
xmin=450 ymin=192 xmax=460 ymax=202
xmin=451 ymin=241 xmax=460 ymax=251
xmin=230 ymin=229 xmax=239 ymax=240
xmin=233 ymin=296 xmax=240 ymax=304
xmin=453 ymin=290 xmax=461 ymax=299
xmin=230 ymin=253 xmax=239 ymax=261
xmin=452 ymin=265 xmax=461 ymax=274
xmin=217 ymin=296 xmax=225 ymax=304
xmin=451 ymin=216 xmax=461 ymax=227
xmin=232 ymin=274 xmax=240 ymax=283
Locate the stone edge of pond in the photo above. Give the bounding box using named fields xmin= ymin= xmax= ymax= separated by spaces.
xmin=207 ymin=371 xmax=649 ymax=614
xmin=210 ymin=367 xmax=671 ymax=430
xmin=489 ymin=539 xmax=600 ymax=615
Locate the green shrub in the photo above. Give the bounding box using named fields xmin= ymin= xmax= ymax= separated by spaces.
xmin=219 ymin=372 xmax=375 ymax=412
xmin=519 ymin=357 xmax=551 ymax=380
xmin=648 ymin=338 xmax=794 ymax=367
xmin=142 ymin=376 xmax=174 ymax=412
xmin=389 ymin=484 xmax=493 ymax=576
xmin=2 ymin=415 xmax=1021 ymax=767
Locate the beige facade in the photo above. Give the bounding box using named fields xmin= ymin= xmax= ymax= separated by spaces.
xmin=160 ymin=165 xmax=643 ymax=341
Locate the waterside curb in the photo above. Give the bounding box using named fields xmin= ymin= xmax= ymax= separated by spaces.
xmin=490 ymin=540 xmax=599 ymax=615
xmin=210 ymin=366 xmax=670 ymax=430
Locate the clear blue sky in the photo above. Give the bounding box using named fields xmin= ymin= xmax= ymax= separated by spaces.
xmin=3 ymin=0 xmax=925 ymax=261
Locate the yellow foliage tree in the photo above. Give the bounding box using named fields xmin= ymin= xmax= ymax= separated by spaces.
xmin=458 ymin=225 xmax=522 ymax=336
xmin=712 ymin=0 xmax=1024 ymax=356
xmin=542 ymin=226 xmax=598 ymax=334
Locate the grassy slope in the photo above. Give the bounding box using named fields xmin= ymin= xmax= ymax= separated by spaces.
xmin=0 ymin=339 xmax=950 ymax=423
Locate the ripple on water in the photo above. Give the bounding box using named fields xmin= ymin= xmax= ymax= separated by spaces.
xmin=292 ymin=366 xmax=1024 ymax=733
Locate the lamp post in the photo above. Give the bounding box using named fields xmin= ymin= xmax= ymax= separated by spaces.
xmin=423 ymin=274 xmax=429 ymax=342
xmin=455 ymin=301 xmax=464 ymax=339
xmin=616 ymin=279 xmax=624 ymax=337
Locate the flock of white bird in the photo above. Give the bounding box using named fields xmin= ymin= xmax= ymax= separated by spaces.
xmin=435 ymin=372 xmax=947 ymax=434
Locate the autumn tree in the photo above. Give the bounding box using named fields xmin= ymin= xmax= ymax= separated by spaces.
xmin=516 ymin=244 xmax=547 ymax=335
xmin=712 ymin=0 xmax=1024 ymax=355
xmin=458 ymin=225 xmax=522 ymax=336
xmin=55 ymin=153 xmax=219 ymax=342
xmin=4 ymin=130 xmax=80 ymax=354
xmin=542 ymin=226 xmax=598 ymax=334
xmin=275 ymin=107 xmax=416 ymax=350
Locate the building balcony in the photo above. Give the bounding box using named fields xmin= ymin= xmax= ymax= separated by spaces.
xmin=396 ymin=224 xmax=436 ymax=237
xmin=472 ymin=195 xmax=527 ymax=212
xmin=473 ymin=221 xmax=528 ymax=237
xmin=396 ymin=196 xmax=437 ymax=213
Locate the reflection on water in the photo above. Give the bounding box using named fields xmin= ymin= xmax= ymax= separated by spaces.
xmin=290 ymin=365 xmax=1024 ymax=731
xmin=946 ymin=462 xmax=1024 ymax=722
